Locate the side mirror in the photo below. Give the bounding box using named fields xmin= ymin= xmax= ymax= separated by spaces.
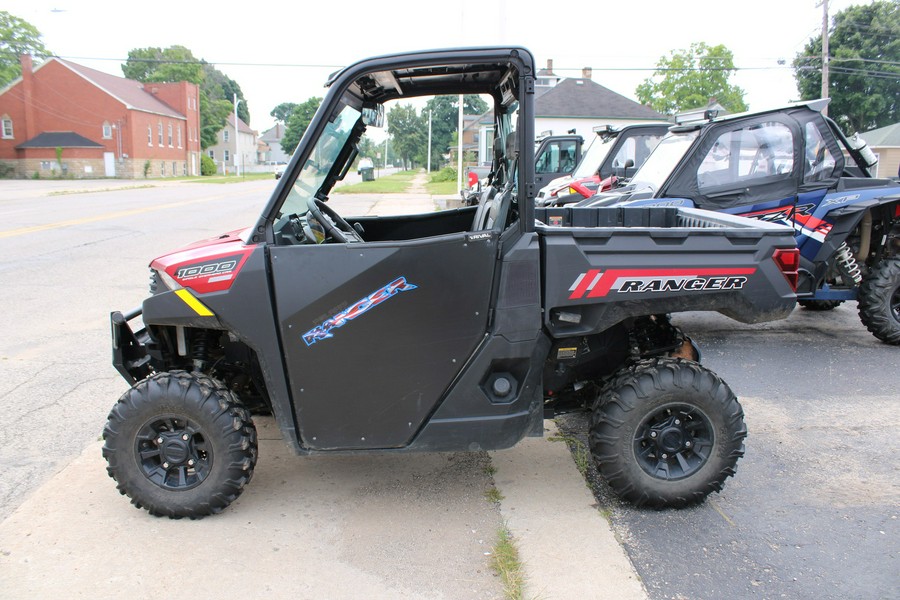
xmin=624 ymin=158 xmax=635 ymax=169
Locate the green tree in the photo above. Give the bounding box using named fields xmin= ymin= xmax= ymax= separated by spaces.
xmin=270 ymin=102 xmax=299 ymax=123
xmin=358 ymin=135 xmax=380 ymax=160
xmin=0 ymin=11 xmax=50 ymax=87
xmin=121 ymin=46 xmax=203 ymax=85
xmin=280 ymin=97 xmax=323 ymax=155
xmin=636 ymin=42 xmax=748 ymax=115
xmin=422 ymin=95 xmax=489 ymax=170
xmin=200 ymin=96 xmax=234 ymax=151
xmin=123 ymin=46 xmax=249 ymax=148
xmin=388 ymin=103 xmax=426 ymax=169
xmin=793 ymin=0 xmax=899 ymax=133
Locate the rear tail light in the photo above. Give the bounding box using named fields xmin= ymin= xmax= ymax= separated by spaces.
xmin=773 ymin=248 xmax=800 ymax=291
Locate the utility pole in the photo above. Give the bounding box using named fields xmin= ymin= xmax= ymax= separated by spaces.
xmin=233 ymin=93 xmax=241 ymax=176
xmin=820 ymin=0 xmax=830 ymax=116
xmin=457 ymin=95 xmax=464 ymax=192
xmin=427 ymin=110 xmax=432 ymax=174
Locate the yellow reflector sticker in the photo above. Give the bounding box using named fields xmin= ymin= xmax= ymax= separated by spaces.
xmin=174 ymin=289 xmax=215 ymax=317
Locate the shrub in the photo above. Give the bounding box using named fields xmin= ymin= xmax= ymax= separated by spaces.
xmin=200 ymin=154 xmax=217 ymax=176
xmin=429 ymin=166 xmax=457 ymax=183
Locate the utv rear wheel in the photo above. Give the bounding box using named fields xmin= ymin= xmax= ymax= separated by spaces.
xmin=858 ymin=257 xmax=900 ymax=345
xmin=102 ymin=371 xmax=258 ymax=518
xmin=799 ymin=299 xmax=844 ymax=311
xmin=589 ymin=358 xmax=746 ymax=509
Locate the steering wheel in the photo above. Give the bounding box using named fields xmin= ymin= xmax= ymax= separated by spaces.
xmin=306 ymin=197 xmax=363 ymax=243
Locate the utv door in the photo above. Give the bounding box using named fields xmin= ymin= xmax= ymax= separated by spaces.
xmin=534 ymin=135 xmax=582 ymax=190
xmin=269 ymin=233 xmax=496 ymax=450
xmin=663 ymin=116 xmax=803 ymax=230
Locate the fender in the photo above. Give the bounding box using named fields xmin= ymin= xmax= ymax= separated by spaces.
xmin=812 ymin=197 xmax=896 ymax=264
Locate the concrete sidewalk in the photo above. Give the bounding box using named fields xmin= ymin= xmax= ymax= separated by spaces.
xmin=0 ymin=419 xmax=646 ymax=599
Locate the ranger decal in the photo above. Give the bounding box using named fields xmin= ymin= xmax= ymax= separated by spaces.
xmin=569 ymin=268 xmax=756 ymax=299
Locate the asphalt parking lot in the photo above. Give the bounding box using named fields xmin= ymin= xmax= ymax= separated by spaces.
xmin=558 ymin=305 xmax=899 ymax=600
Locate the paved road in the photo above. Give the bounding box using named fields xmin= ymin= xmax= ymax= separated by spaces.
xmin=558 ymin=306 xmax=899 ymax=600
xmin=0 ymin=176 xmax=429 ymax=521
xmin=0 ymin=178 xmax=643 ymax=599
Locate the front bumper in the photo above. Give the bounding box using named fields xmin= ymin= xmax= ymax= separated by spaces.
xmin=111 ymin=307 xmax=152 ymax=385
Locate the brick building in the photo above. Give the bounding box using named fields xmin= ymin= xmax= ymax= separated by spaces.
xmin=0 ymin=55 xmax=201 ymax=179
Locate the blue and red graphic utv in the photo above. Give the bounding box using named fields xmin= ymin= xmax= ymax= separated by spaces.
xmin=578 ymin=100 xmax=900 ymax=344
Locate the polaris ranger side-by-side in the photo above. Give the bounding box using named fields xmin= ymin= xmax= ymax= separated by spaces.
xmin=105 ymin=47 xmax=799 ymax=518
xmin=575 ymin=101 xmax=900 ymax=344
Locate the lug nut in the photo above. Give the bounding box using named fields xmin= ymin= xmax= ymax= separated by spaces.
xmin=685 ymin=441 xmax=692 ymax=447
xmin=163 ymin=462 xmax=170 ymax=469
xmin=674 ymin=419 xmax=681 ymax=425
xmin=182 ymin=434 xmax=189 ymax=441
xmin=661 ymin=453 xmax=668 ymax=459
xmin=650 ymin=431 xmax=657 ymax=438
xmin=188 ymin=459 xmax=195 ymax=466
xmin=157 ymin=437 xmax=163 ymax=445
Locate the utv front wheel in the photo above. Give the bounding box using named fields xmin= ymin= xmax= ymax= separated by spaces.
xmin=589 ymin=359 xmax=746 ymax=509
xmin=858 ymin=257 xmax=900 ymax=345
xmin=102 ymin=371 xmax=258 ymax=518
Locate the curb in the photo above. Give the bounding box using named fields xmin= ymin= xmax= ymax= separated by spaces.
xmin=491 ymin=421 xmax=648 ymax=599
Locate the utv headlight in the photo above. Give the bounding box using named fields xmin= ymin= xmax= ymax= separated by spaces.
xmin=150 ymin=268 xmax=180 ymax=294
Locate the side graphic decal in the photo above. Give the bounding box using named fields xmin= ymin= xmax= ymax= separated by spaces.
xmin=302 ymin=277 xmax=418 ymax=346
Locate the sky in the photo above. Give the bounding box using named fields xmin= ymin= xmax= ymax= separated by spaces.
xmin=4 ymin=0 xmax=868 ymax=134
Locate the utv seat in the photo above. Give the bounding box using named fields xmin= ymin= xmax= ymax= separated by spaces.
xmin=471 ymin=132 xmax=517 ymax=232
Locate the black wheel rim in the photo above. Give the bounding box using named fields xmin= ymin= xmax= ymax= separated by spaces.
xmin=634 ymin=403 xmax=714 ymax=481
xmin=135 ymin=414 xmax=212 ymax=491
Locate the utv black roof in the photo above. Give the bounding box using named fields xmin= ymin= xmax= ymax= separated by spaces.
xmin=672 ymin=99 xmax=830 ymax=130
xmin=324 ymin=47 xmax=535 ymax=103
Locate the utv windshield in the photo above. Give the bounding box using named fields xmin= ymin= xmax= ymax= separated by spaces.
xmin=572 ymin=135 xmax=617 ymax=179
xmin=280 ymin=103 xmax=362 ymax=219
xmin=629 ymin=130 xmax=699 ymax=194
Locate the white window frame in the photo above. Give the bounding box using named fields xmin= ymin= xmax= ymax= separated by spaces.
xmin=1 ymin=116 xmax=13 ymax=139
xmin=102 ymin=121 xmax=112 ymax=139
xmin=148 ymin=125 xmax=152 ymax=146
xmin=158 ymin=122 xmax=163 ymax=146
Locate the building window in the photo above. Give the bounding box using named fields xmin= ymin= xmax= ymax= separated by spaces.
xmin=224 ymin=129 xmax=230 ymax=143
xmin=158 ymin=122 xmax=163 ymax=146
xmin=147 ymin=125 xmax=152 ymax=145
xmin=177 ymin=126 xmax=182 ymax=148
xmin=161 ymin=161 xmax=166 ymax=176
xmin=172 ymin=161 xmax=177 ymax=175
xmin=168 ymin=123 xmax=173 ymax=147
xmin=1 ymin=116 xmax=12 ymax=139
xmin=224 ymin=149 xmax=230 ymax=162
xmin=102 ymin=121 xmax=112 ymax=139
xmin=208 ymin=150 xmax=215 ymax=159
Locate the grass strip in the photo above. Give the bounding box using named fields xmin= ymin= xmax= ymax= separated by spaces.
xmin=491 ymin=521 xmax=525 ymax=600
